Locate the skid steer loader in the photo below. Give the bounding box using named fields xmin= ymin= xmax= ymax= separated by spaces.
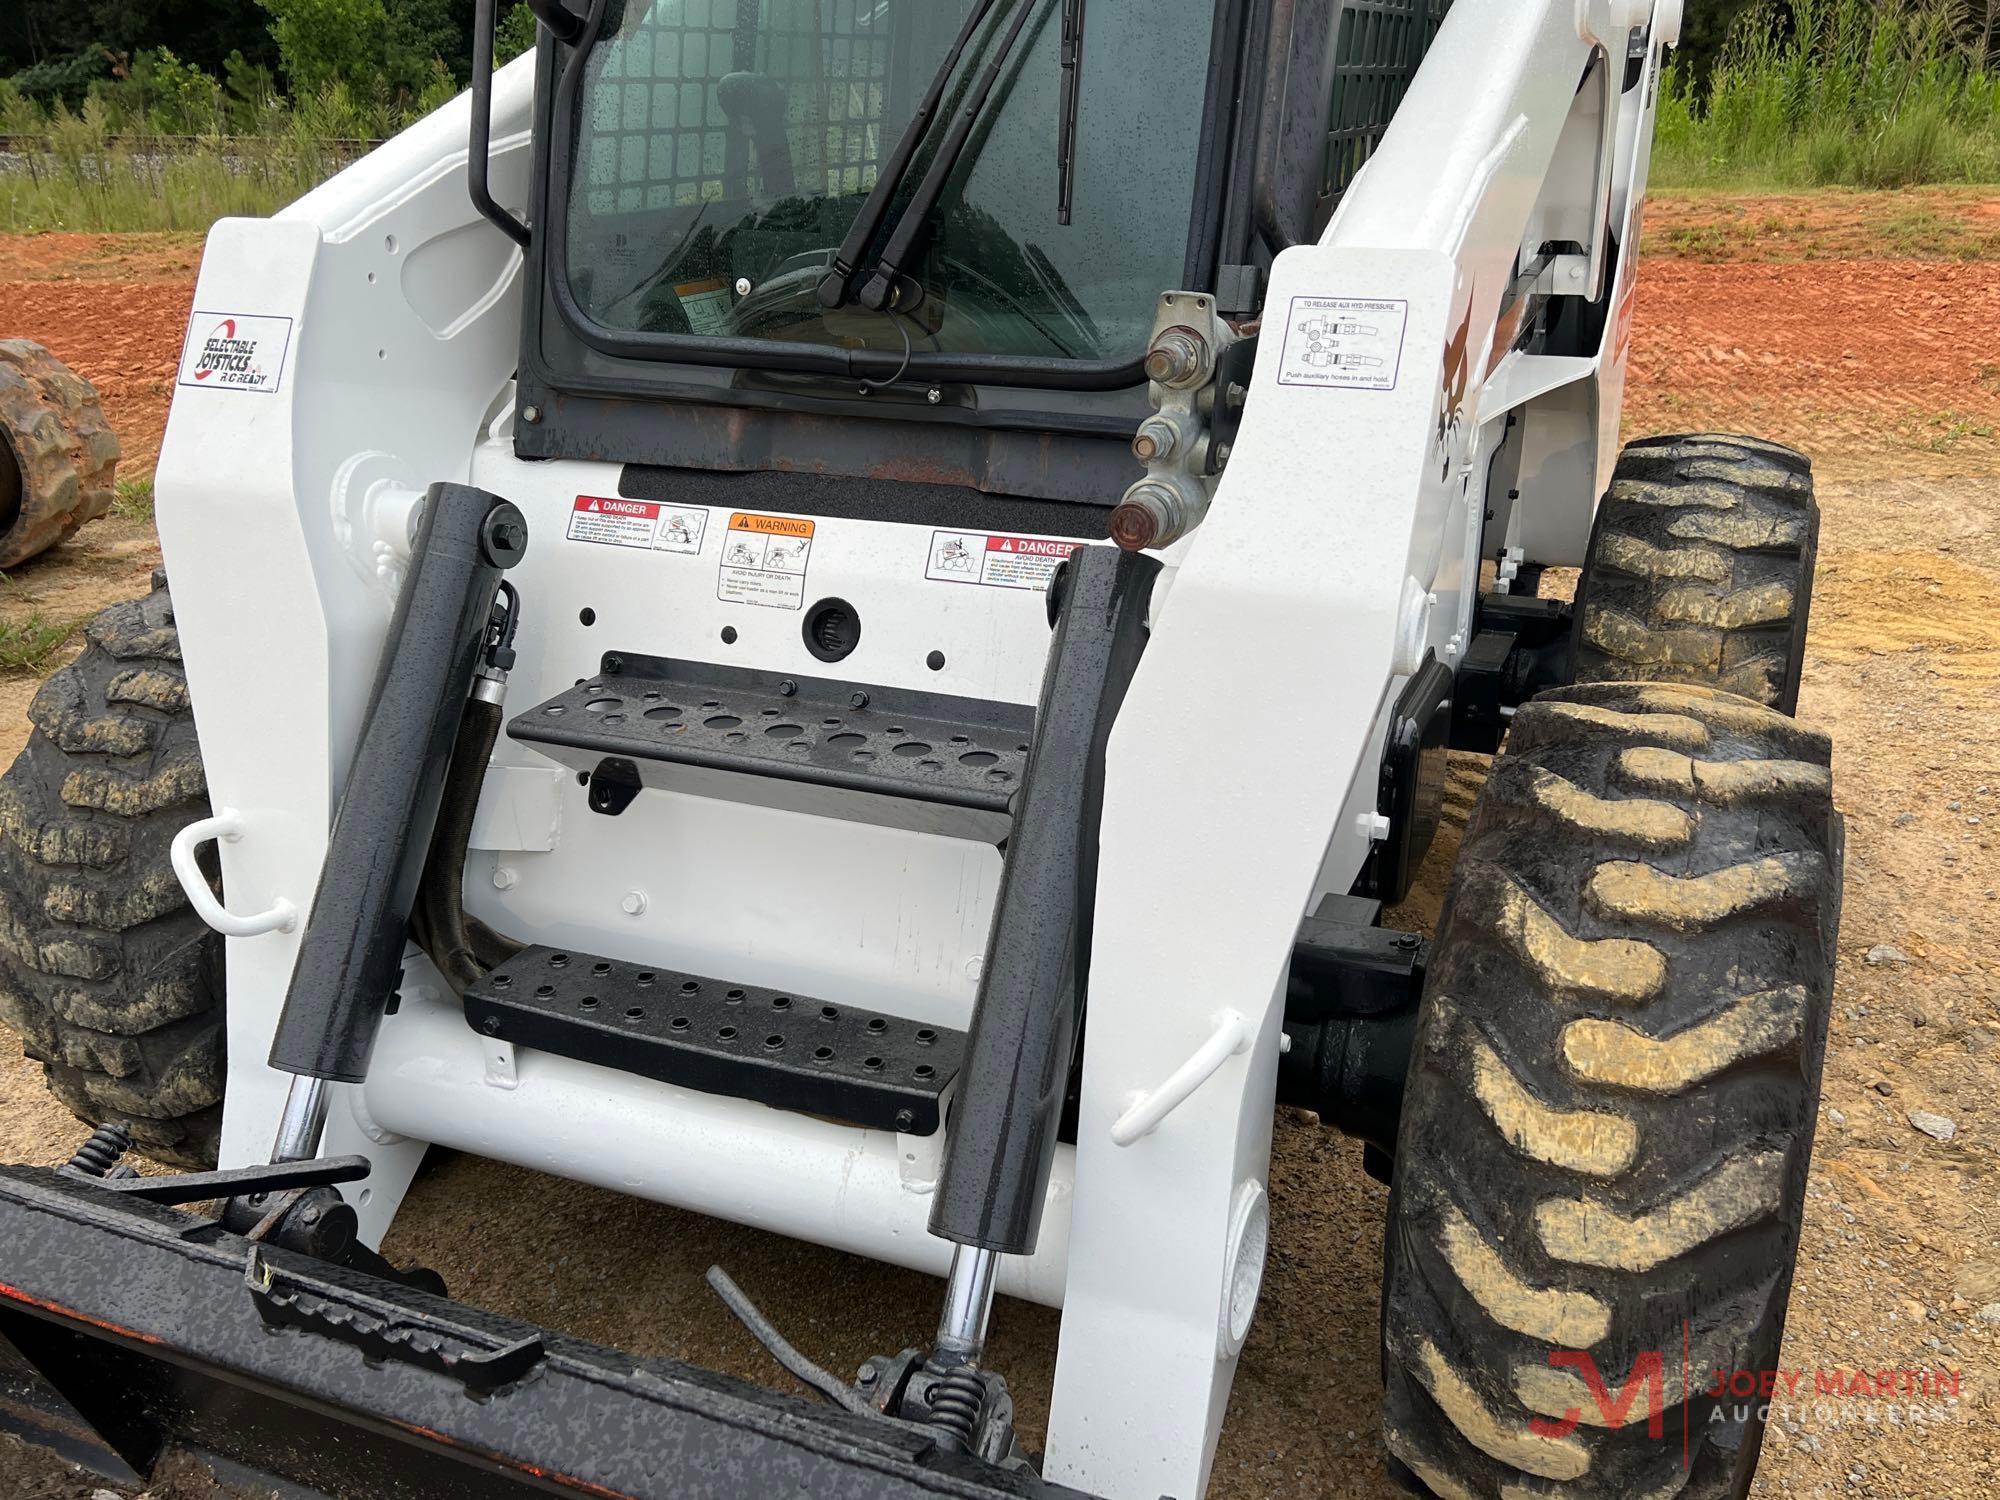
xmin=0 ymin=0 xmax=1842 ymax=1496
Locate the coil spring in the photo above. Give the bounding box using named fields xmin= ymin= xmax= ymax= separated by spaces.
xmin=66 ymin=1122 xmax=133 ymax=1178
xmin=925 ymin=1364 xmax=985 ymax=1451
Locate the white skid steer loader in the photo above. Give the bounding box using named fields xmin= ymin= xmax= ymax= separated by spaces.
xmin=0 ymin=1 xmax=1841 ymax=1497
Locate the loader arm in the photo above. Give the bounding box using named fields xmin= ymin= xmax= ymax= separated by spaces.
xmin=1047 ymin=2 xmax=1671 ymax=1493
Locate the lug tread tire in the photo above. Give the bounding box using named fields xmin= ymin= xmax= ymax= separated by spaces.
xmin=0 ymin=339 xmax=119 ymax=569
xmin=1570 ymin=435 xmax=1818 ymax=714
xmin=0 ymin=577 xmax=223 ymax=1166
xmin=1381 ymin=681 xmax=1840 ymax=1500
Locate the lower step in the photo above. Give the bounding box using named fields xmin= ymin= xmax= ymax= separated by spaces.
xmin=462 ymin=948 xmax=963 ymax=1135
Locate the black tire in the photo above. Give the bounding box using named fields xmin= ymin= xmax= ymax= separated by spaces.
xmin=1381 ymin=681 xmax=1841 ymax=1500
xmin=1570 ymin=435 xmax=1818 ymax=714
xmin=0 ymin=339 xmax=119 ymax=569
xmin=0 ymin=576 xmax=224 ymax=1167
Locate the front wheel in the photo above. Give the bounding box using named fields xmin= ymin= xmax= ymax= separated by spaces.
xmin=1380 ymin=681 xmax=1840 ymax=1499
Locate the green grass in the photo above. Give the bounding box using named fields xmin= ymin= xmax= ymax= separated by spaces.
xmin=112 ymin=475 xmax=155 ymax=523
xmin=1654 ymin=0 xmax=2000 ymax=190
xmin=0 ymin=613 xmax=83 ymax=675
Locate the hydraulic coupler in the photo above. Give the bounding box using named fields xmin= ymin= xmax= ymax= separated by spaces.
xmin=266 ymin=483 xmax=526 ymax=1088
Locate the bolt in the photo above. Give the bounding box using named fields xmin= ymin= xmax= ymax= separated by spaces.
xmin=857 ymin=1364 xmax=880 ymax=1386
xmin=1226 ymin=381 xmax=1249 ymax=407
xmin=622 ymin=890 xmax=648 ymax=916
xmin=1393 ymin=932 xmax=1421 ymax=952
xmin=1133 ymin=432 xmax=1162 ymax=462
xmin=895 ymin=1109 xmax=917 ymax=1132
xmin=604 ymin=654 xmax=625 ymax=675
xmin=493 ymin=865 xmax=518 ymax=891
xmin=926 ymin=387 xmax=943 ymax=405
xmin=849 ymin=690 xmax=870 ymax=709
xmin=521 ymin=404 xmax=542 ymax=424
xmin=481 ymin=1015 xmax=501 ymax=1035
xmin=1215 ymin=442 xmax=1232 ymax=465
xmin=1144 ymin=326 xmax=1209 ymax=388
xmin=734 ymin=277 xmax=753 ymax=296
xmin=778 ymin=679 xmax=798 ymax=697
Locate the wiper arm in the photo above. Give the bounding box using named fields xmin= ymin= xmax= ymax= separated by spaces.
xmin=1057 ymin=0 xmax=1084 ymax=225
xmin=857 ymin=0 xmax=1043 ymax=313
xmin=817 ymin=0 xmax=1002 ymax=311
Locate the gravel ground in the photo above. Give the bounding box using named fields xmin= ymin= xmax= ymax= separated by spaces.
xmin=1 ymin=196 xmax=1997 ymax=1498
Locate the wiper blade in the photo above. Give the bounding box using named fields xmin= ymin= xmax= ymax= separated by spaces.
xmin=857 ymin=0 xmax=1043 ymax=313
xmin=817 ymin=0 xmax=1002 ymax=311
xmin=1057 ymin=0 xmax=1084 ymax=225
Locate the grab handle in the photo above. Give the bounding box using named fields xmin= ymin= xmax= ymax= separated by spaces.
xmin=1110 ymin=1010 xmax=1252 ymax=1147
xmin=171 ymin=810 xmax=298 ymax=938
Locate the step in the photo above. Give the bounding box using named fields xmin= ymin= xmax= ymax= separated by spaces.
xmin=463 ymin=947 xmax=965 ymax=1134
xmin=509 ymin=653 xmax=1035 ymax=839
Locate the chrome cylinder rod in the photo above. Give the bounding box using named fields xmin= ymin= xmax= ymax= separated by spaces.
xmin=270 ymin=1074 xmax=331 ymax=1163
xmin=934 ymin=1245 xmax=1001 ymax=1365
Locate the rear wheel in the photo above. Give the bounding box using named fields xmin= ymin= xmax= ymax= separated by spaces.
xmin=0 ymin=339 xmax=119 ymax=569
xmin=1570 ymin=435 xmax=1818 ymax=713
xmin=1380 ymin=681 xmax=1840 ymax=1499
xmin=0 ymin=577 xmax=224 ymax=1167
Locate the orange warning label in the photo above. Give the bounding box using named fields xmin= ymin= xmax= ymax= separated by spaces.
xmin=719 ymin=513 xmax=816 ymax=609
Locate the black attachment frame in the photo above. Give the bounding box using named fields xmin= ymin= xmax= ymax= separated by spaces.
xmin=930 ymin=547 xmax=1160 ymax=1254
xmin=268 ymin=484 xmax=527 ymax=1082
xmin=0 ymin=1167 xmax=1081 ymax=1499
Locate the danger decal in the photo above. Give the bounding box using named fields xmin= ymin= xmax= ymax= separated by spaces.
xmin=925 ymin=530 xmax=1082 ymax=591
xmin=176 ymin=311 xmax=294 ymax=394
xmin=567 ymin=496 xmax=711 ymax=554
xmin=718 ymin=512 xmax=814 ymax=610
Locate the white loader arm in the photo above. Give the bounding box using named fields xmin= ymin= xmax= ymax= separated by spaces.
xmin=1047 ymin=1 xmax=1672 ymax=1494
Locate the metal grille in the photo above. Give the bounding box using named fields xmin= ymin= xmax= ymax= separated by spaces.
xmin=580 ymin=0 xmax=900 ymax=217
xmin=1321 ymin=0 xmax=1453 ymax=211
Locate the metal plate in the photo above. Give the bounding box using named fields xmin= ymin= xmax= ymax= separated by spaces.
xmin=509 ymin=654 xmax=1035 ymax=814
xmin=465 ymin=946 xmax=965 ymax=1134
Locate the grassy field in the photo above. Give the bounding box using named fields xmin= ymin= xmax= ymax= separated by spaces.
xmin=1655 ymin=0 xmax=2000 ymax=189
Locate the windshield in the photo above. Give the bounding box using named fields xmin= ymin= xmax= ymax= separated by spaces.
xmin=562 ymin=0 xmax=1216 ymax=366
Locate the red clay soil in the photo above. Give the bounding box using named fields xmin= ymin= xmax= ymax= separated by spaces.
xmin=1622 ymin=260 xmax=2000 ymax=479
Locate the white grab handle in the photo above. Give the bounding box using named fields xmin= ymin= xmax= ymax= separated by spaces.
xmin=1110 ymin=1010 xmax=1252 ymax=1147
xmin=171 ymin=809 xmax=298 ymax=937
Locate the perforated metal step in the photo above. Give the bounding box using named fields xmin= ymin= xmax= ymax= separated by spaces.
xmin=463 ymin=946 xmax=964 ymax=1134
xmin=509 ymin=654 xmax=1035 ymax=836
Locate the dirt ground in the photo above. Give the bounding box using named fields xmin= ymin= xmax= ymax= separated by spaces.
xmin=1 ymin=188 xmax=1998 ymax=1499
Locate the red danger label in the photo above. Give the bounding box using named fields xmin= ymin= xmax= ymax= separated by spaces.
xmin=927 ymin=530 xmax=1084 ymax=591
xmin=566 ymin=495 xmax=709 ymax=554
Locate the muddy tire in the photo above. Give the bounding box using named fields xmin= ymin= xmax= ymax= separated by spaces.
xmin=0 ymin=576 xmax=224 ymax=1167
xmin=1380 ymin=681 xmax=1840 ymax=1499
xmin=1570 ymin=435 xmax=1818 ymax=713
xmin=0 ymin=340 xmax=119 ymax=570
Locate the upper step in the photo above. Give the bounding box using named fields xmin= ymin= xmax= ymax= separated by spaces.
xmin=509 ymin=653 xmax=1035 ymax=839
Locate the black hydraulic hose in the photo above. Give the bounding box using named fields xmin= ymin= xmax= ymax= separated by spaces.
xmin=411 ymin=698 xmax=525 ymax=993
xmin=267 ymin=485 xmax=527 ymax=1082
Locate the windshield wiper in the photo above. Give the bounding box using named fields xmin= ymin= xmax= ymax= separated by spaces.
xmin=1057 ymin=0 xmax=1084 ymax=224
xmin=817 ymin=0 xmax=1002 ymax=311
xmin=855 ymin=0 xmax=1044 ymax=313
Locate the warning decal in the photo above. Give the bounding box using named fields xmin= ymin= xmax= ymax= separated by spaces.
xmin=1277 ymin=296 xmax=1408 ymax=391
xmin=567 ymin=496 xmax=710 ymax=554
xmin=926 ymin=530 xmax=1083 ymax=591
xmin=718 ymin=512 xmax=815 ymax=610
